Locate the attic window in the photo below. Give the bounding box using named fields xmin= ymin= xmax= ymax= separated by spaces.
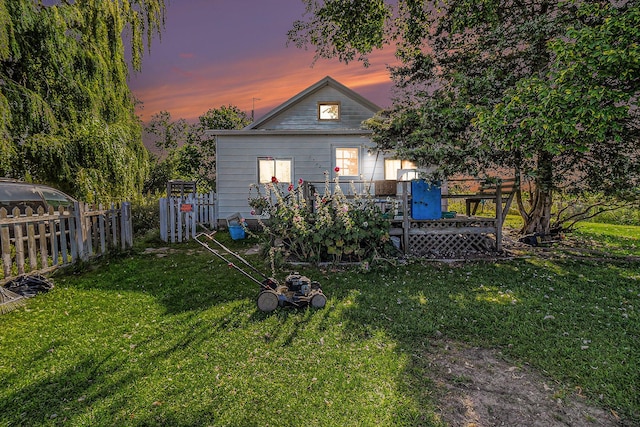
xmin=318 ymin=102 xmax=340 ymax=121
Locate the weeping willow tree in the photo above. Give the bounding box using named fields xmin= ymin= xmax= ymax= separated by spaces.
xmin=0 ymin=0 xmax=165 ymax=202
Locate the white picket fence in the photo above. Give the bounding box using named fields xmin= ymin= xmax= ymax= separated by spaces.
xmin=159 ymin=191 xmax=216 ymax=243
xmin=1 ymin=202 xmax=133 ymax=283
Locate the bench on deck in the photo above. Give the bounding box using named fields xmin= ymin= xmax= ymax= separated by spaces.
xmin=464 ymin=178 xmax=518 ymax=219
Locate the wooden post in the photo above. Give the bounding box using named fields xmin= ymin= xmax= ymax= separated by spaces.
xmin=124 ymin=202 xmax=133 ymax=247
xmin=210 ymin=191 xmax=217 ymax=227
xmin=119 ymin=202 xmax=132 ymax=249
xmin=495 ymin=183 xmax=503 ymax=252
xmin=110 ymin=203 xmax=118 ymax=248
xmin=38 ymin=207 xmax=48 ymax=269
xmin=48 ymin=206 xmax=59 ymax=266
xmin=26 ymin=207 xmax=38 ymax=271
xmin=73 ymin=202 xmax=87 ymax=261
xmin=13 ymin=207 xmax=25 ymax=275
xmin=59 ymin=206 xmax=69 ymax=264
xmin=170 ymin=198 xmax=177 ymax=243
xmin=1 ymin=208 xmax=12 ymax=278
xmin=159 ymin=197 xmax=168 ymax=242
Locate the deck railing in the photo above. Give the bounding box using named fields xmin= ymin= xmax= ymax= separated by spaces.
xmin=302 ymin=179 xmax=508 ymax=255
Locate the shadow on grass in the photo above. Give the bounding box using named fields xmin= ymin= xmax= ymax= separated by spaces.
xmin=58 ymin=242 xmax=265 ymax=314
xmin=4 ymin=239 xmax=638 ymax=425
xmin=330 ymin=257 xmax=640 ymax=424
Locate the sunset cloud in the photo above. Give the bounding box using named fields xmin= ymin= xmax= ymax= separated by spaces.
xmin=128 ymin=1 xmax=399 ymax=123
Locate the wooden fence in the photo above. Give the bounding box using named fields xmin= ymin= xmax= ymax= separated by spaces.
xmin=159 ymin=191 xmax=216 ymax=243
xmin=1 ymin=202 xmax=133 ymax=283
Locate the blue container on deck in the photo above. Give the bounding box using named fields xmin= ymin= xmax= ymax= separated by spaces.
xmin=229 ymin=225 xmax=246 ymax=240
xmin=411 ymin=180 xmax=442 ymax=220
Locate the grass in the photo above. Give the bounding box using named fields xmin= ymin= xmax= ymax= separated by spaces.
xmin=1 ymin=226 xmax=639 ymax=426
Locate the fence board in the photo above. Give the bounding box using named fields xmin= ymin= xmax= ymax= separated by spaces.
xmin=38 ymin=210 xmax=48 ymax=268
xmin=26 ymin=208 xmax=38 ymax=271
xmin=99 ymin=204 xmax=106 ymax=254
xmin=49 ymin=207 xmax=59 ymax=266
xmin=59 ymin=208 xmax=69 ymax=264
xmin=159 ymin=192 xmax=216 ymax=243
xmin=1 ymin=202 xmax=134 ymax=283
xmin=159 ymin=200 xmax=167 ymax=242
xmin=1 ymin=209 xmax=11 ymax=277
xmin=13 ymin=208 xmax=25 ymax=276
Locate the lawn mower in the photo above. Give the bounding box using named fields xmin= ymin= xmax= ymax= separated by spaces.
xmin=195 ymin=231 xmax=327 ymax=312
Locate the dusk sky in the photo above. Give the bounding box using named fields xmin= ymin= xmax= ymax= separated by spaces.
xmin=128 ymin=0 xmax=399 ymax=124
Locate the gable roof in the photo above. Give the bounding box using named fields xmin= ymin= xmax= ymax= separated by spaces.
xmin=246 ymin=75 xmax=381 ymax=130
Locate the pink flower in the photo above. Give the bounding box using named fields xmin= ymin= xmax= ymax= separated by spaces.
xmin=288 ymin=184 xmax=294 ymax=192
xmin=334 ymin=166 xmax=340 ymax=172
xmin=250 ymin=209 xmax=256 ymax=216
xmin=298 ymin=178 xmax=304 ymax=185
xmin=271 ymin=176 xmax=278 ymax=183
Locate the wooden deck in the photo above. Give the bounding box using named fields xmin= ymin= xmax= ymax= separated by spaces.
xmin=390 ymin=217 xmax=499 ymax=257
xmin=303 ymin=179 xmax=510 ymax=256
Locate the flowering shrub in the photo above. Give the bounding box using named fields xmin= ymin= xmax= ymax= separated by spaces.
xmin=247 ymin=183 xmax=270 ymax=214
xmin=255 ymin=173 xmax=394 ymax=264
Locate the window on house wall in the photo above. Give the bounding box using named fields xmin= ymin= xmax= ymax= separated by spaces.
xmin=384 ymin=159 xmax=417 ymax=180
xmin=258 ymin=157 xmax=292 ymax=183
xmin=318 ymin=102 xmax=340 ymax=120
xmin=335 ymin=148 xmax=359 ymax=176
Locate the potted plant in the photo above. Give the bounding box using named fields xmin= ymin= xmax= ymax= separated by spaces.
xmin=248 ymin=183 xmax=270 ymax=215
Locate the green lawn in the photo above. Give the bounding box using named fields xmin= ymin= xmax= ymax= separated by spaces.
xmin=1 ymin=226 xmax=638 ymax=426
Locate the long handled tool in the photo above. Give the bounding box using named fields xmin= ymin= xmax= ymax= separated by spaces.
xmin=195 ymin=231 xmax=326 ymax=312
xmin=0 ymin=286 xmax=26 ymax=315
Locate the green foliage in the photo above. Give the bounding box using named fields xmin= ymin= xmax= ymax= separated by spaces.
xmin=0 ymin=0 xmax=165 ymax=202
xmin=130 ymin=193 xmax=161 ymax=237
xmin=288 ymin=0 xmax=391 ymax=66
xmin=256 ymin=174 xmax=394 ymax=264
xmin=290 ymin=0 xmax=640 ymax=235
xmin=198 ymin=104 xmax=251 ymax=130
xmin=144 ymin=106 xmax=250 ymax=193
xmin=0 ymin=228 xmax=638 ymax=424
xmin=474 ymin=2 xmax=640 ymax=198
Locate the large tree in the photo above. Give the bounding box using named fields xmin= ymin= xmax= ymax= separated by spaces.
xmin=144 ymin=105 xmax=251 ymax=193
xmin=0 ymin=0 xmax=165 ymax=202
xmin=289 ymin=0 xmax=640 ymax=234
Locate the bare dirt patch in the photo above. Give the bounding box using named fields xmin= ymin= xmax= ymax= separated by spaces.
xmin=427 ymin=340 xmax=623 ymax=426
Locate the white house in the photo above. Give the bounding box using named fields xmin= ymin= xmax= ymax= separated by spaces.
xmin=208 ymin=76 xmax=415 ymax=226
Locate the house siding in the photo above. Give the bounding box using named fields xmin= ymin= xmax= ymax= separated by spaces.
xmin=216 ymin=134 xmax=385 ymax=221
xmin=256 ymin=86 xmax=376 ymax=130
xmin=210 ymin=76 xmax=390 ymax=224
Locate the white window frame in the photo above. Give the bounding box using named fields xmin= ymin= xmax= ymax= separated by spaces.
xmin=318 ymin=101 xmax=341 ymax=121
xmin=257 ymin=157 xmax=293 ymax=184
xmin=384 ymin=159 xmax=417 ymax=180
xmin=334 ymin=146 xmax=360 ymax=177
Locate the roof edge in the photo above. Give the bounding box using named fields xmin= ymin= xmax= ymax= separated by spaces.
xmin=245 ymin=76 xmax=381 ymax=130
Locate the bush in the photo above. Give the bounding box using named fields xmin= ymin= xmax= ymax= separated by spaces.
xmin=131 ymin=193 xmax=161 ymax=237
xmin=257 ymin=174 xmax=394 ymax=264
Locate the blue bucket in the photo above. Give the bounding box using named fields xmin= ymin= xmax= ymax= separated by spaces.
xmin=229 ymin=225 xmax=245 ymax=240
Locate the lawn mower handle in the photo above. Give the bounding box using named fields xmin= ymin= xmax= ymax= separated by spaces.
xmin=194 ymin=232 xmax=270 ymax=288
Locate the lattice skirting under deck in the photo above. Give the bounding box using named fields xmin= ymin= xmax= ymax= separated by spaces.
xmin=409 ymin=233 xmax=496 ymax=257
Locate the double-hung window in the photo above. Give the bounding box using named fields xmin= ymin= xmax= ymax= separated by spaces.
xmin=258 ymin=157 xmax=292 ymax=183
xmin=334 ymin=147 xmax=359 ymax=177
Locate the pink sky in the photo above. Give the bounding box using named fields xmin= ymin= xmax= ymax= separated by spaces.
xmin=128 ymin=0 xmax=398 ymax=123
